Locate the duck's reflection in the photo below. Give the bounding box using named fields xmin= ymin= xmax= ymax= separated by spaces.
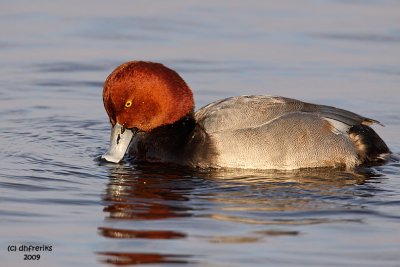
xmin=102 ymin=171 xmax=192 ymax=221
xmin=97 ymin=251 xmax=189 ymax=265
xmin=98 ymin=227 xmax=186 ymax=240
xmin=98 ymin=163 xmax=195 ymax=265
xmin=97 ymin=162 xmax=380 ymax=265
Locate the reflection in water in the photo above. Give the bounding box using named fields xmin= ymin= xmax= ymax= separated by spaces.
xmin=98 ymin=227 xmax=186 ymax=239
xmin=98 ymin=164 xmax=195 ymax=265
xmin=98 ymin=163 xmax=380 ymax=265
xmin=97 ymin=252 xmax=189 ymax=266
xmin=102 ymin=164 xmax=193 ymax=220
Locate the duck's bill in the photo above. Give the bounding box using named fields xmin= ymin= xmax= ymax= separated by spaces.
xmin=101 ymin=123 xmax=136 ymax=163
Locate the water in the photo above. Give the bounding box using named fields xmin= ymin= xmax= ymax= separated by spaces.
xmin=1 ymin=0 xmax=400 ymax=266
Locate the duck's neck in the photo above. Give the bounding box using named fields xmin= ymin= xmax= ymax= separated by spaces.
xmin=151 ymin=113 xmax=196 ymax=137
xmin=130 ymin=113 xmax=197 ymax=162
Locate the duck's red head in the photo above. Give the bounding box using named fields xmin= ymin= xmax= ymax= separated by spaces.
xmin=103 ymin=61 xmax=194 ymax=131
xmin=101 ymin=61 xmax=194 ymax=163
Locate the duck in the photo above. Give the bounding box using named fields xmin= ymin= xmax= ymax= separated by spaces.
xmin=101 ymin=61 xmax=390 ymax=170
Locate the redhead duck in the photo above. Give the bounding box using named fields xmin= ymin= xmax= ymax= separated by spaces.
xmin=101 ymin=61 xmax=390 ymax=170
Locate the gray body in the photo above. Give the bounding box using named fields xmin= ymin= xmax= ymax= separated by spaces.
xmin=129 ymin=95 xmax=389 ymax=170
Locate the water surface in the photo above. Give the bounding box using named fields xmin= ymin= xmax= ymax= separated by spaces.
xmin=1 ymin=1 xmax=400 ymax=266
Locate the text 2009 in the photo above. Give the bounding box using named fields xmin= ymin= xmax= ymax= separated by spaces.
xmin=24 ymin=254 xmax=40 ymax=260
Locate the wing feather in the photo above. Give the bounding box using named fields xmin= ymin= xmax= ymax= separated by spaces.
xmin=195 ymin=95 xmax=380 ymax=134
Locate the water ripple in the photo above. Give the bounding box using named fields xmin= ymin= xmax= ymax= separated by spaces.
xmin=310 ymin=32 xmax=400 ymax=44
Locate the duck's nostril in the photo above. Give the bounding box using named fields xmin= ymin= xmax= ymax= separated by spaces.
xmin=102 ymin=122 xmax=135 ymax=164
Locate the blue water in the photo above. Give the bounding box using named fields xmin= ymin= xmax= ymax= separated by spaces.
xmin=1 ymin=1 xmax=400 ymax=266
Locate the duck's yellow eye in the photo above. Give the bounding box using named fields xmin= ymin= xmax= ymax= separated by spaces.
xmin=125 ymin=100 xmax=132 ymax=108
